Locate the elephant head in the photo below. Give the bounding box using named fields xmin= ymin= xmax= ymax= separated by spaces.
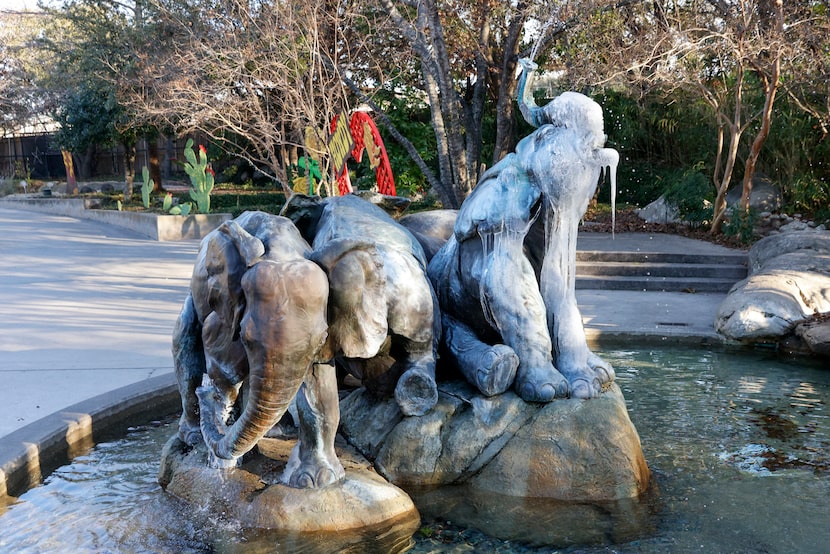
xmin=197 ymin=253 xmax=330 ymax=466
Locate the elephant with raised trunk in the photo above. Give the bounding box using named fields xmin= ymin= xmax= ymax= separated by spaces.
xmin=283 ymin=194 xmax=440 ymax=417
xmin=425 ymin=60 xmax=619 ymax=403
xmin=173 ymin=211 xmax=343 ymax=487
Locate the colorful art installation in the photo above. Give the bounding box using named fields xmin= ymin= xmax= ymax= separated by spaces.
xmin=327 ymin=111 xmax=397 ymax=197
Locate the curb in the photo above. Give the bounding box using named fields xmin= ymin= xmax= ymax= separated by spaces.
xmin=0 ymin=196 xmax=230 ymax=241
xmin=0 ymin=374 xmax=179 ymax=502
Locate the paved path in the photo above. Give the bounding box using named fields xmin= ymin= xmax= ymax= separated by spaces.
xmin=576 ymin=231 xmax=743 ymax=343
xmin=0 ymin=208 xmax=199 ymax=439
xmin=0 ymin=208 xmax=743 ymax=441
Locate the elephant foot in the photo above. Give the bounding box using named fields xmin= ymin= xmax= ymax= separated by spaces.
xmin=474 ymin=344 xmax=519 ymax=396
xmin=588 ymin=351 xmax=615 ymax=384
xmin=557 ymin=352 xmax=614 ymax=399
xmin=282 ymin=447 xmax=345 ymax=489
xmin=395 ymin=366 xmax=438 ymax=417
xmin=514 ymin=364 xmax=569 ymax=403
xmin=178 ymin=417 xmax=203 ymax=446
xmin=567 ymin=376 xmax=602 ymax=399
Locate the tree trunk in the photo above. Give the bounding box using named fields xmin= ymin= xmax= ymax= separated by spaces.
xmin=710 ymin=123 xmax=742 ymax=234
xmin=492 ymin=3 xmax=527 ymax=163
xmin=422 ymin=66 xmax=459 ymax=208
xmin=147 ymin=136 xmax=163 ymax=192
xmin=741 ymin=1 xmax=783 ymax=211
xmin=62 ymin=150 xmax=77 ymax=194
xmin=123 ymin=141 xmax=136 ymax=201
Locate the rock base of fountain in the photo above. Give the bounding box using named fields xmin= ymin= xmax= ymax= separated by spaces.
xmin=158 ymin=434 xmax=420 ymax=539
xmin=341 ymin=381 xmax=650 ymax=502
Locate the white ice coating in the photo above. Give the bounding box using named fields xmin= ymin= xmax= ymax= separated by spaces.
xmin=474 ymin=88 xmax=618 ymax=364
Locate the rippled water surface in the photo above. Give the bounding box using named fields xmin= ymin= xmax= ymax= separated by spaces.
xmin=1 ymin=347 xmax=828 ymax=553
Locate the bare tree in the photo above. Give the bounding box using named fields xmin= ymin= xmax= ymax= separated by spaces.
xmin=561 ymin=0 xmax=812 ymax=233
xmin=371 ymin=0 xmax=557 ymax=208
xmin=0 ymin=9 xmax=54 ymax=137
xmin=130 ymin=0 xmax=386 ymax=196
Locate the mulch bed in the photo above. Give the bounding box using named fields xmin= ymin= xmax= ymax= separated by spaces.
xmin=581 ymin=207 xmax=751 ymax=250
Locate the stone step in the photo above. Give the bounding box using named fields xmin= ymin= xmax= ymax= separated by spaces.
xmin=575 ymin=275 xmax=739 ymax=293
xmin=574 ymin=249 xmax=748 ymax=292
xmin=576 ymin=261 xmax=747 ymax=280
xmin=576 ymin=250 xmax=748 ymax=266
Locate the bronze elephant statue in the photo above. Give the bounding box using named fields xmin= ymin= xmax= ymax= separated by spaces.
xmin=283 ymin=194 xmax=440 ymax=417
xmin=173 ymin=211 xmax=343 ymax=487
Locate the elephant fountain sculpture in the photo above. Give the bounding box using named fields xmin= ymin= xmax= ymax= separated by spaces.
xmin=426 ymin=58 xmax=620 ymax=402
xmin=159 ymin=61 xmax=649 ymax=544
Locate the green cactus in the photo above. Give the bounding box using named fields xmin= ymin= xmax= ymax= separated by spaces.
xmin=183 ymin=138 xmax=214 ymax=213
xmin=141 ymin=166 xmax=154 ymax=209
xmin=169 ymin=202 xmax=192 ymax=216
xmin=163 ymin=192 xmax=192 ymax=215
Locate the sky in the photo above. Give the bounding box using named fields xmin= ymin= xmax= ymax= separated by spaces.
xmin=0 ymin=0 xmax=51 ymax=12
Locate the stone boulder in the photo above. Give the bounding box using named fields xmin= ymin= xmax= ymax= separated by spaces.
xmin=715 ymin=231 xmax=830 ymax=350
xmin=339 ymin=380 xmax=649 ymax=502
xmin=725 ymin=173 xmax=783 ymax=212
xmin=794 ymin=315 xmax=830 ymax=357
xmin=636 ymin=195 xmax=680 ymax=224
xmin=158 ymin=434 xmax=420 ymax=550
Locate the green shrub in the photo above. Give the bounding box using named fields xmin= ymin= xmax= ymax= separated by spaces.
xmin=0 ymin=180 xmax=17 ymax=197
xmin=785 ymin=175 xmax=830 ymax=224
xmin=664 ymin=166 xmax=714 ymax=227
xmin=723 ymin=206 xmax=759 ymax=244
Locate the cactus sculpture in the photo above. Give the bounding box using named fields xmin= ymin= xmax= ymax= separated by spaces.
xmin=163 ymin=191 xmax=192 ymax=215
xmin=141 ymin=166 xmax=154 ymax=209
xmin=183 ymin=138 xmax=214 ymax=214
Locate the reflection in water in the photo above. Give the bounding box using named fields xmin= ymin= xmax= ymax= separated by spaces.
xmin=0 ymin=348 xmax=828 ymax=553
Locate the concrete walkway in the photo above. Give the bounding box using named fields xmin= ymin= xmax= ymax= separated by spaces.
xmin=0 ymin=209 xmax=744 ymax=442
xmin=0 ymin=208 xmax=199 ymax=439
xmin=576 ymin=231 xmax=744 ymax=344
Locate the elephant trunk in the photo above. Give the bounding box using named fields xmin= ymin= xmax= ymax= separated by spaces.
xmin=198 ymin=258 xmax=329 ymax=465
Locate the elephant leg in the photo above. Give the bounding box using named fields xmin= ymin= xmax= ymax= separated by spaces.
xmin=202 ymin=309 xmax=248 ymax=432
xmin=172 ymin=294 xmax=206 ymax=446
xmin=476 ymin=241 xmax=569 ymax=402
xmin=282 ymin=363 xmax=345 ymax=488
xmin=387 ymin=257 xmax=439 ymax=416
xmin=441 ymin=314 xmax=518 ymax=397
xmin=541 ymin=219 xmax=614 ymax=399
xmin=392 ymin=336 xmax=438 ymax=417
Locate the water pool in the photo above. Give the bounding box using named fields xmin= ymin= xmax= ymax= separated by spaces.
xmin=1 ymin=347 xmax=827 ymax=553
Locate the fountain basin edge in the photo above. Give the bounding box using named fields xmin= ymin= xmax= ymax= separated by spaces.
xmin=0 ymin=373 xmax=179 ymax=503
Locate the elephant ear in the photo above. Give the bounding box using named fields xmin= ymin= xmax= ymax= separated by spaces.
xmin=310 ymin=239 xmax=388 ymax=359
xmin=219 ymin=220 xmax=265 ymax=267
